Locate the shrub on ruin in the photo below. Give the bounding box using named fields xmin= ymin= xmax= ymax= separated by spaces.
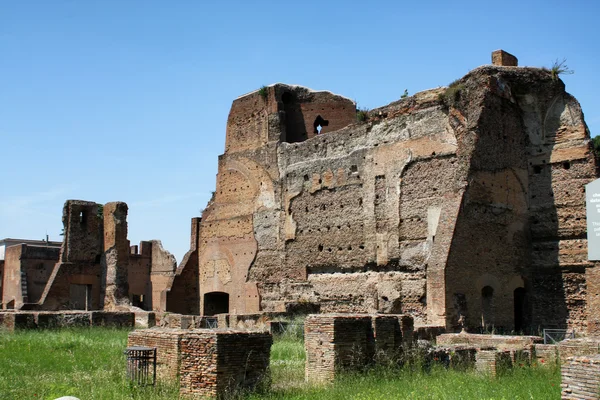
xmin=258 ymin=85 xmax=269 ymax=101
xmin=438 ymin=79 xmax=466 ymax=108
xmin=548 ymin=58 xmax=574 ymax=81
xmin=356 ymin=107 xmax=370 ymax=122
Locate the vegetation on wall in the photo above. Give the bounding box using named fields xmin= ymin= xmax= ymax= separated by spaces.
xmin=593 ymin=135 xmax=600 ymax=159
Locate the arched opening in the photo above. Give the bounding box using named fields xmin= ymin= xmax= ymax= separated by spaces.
xmin=313 ymin=115 xmax=329 ymax=134
xmin=514 ymin=287 xmax=526 ymax=332
xmin=203 ymin=292 xmax=229 ymax=316
xmin=481 ymin=286 xmax=494 ymax=330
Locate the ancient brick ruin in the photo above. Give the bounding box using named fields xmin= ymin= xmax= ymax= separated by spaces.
xmin=128 ymin=328 xmax=272 ymax=397
xmin=1 ymin=200 xmax=178 ymax=312
xmin=169 ymin=50 xmax=598 ymax=334
xmin=304 ymin=313 xmax=414 ymax=383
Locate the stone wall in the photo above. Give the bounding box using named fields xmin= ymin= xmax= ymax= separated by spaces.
xmin=436 ymin=333 xmax=542 ymax=350
xmin=561 ymin=355 xmax=600 ymax=399
xmin=0 ymin=311 xmax=135 ymax=331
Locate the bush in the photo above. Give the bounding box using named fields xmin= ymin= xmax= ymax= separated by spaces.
xmin=438 ymin=79 xmax=465 ymax=107
xmin=356 ymin=107 xmax=370 ymax=122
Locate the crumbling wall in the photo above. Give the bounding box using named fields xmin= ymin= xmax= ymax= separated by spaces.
xmin=167 ymin=218 xmax=201 ymax=314
xmin=32 ymin=200 xmax=176 ymax=312
xmin=128 ymin=241 xmax=153 ymax=309
xmin=195 ymin=58 xmax=598 ymax=332
xmin=149 ymin=240 xmax=177 ymax=311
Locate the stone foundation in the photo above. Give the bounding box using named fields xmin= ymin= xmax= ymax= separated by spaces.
xmin=0 ymin=311 xmax=135 ymax=331
xmin=128 ymin=328 xmax=272 ymax=397
xmin=561 ymin=355 xmax=600 ymax=399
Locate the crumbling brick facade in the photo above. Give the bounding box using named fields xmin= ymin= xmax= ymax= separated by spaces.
xmin=180 ymin=51 xmax=598 ymax=333
xmin=1 ymin=200 xmax=177 ymax=312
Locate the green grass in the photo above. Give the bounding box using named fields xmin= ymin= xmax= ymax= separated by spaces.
xmin=0 ymin=328 xmax=178 ymax=399
xmin=0 ymin=328 xmax=560 ymax=399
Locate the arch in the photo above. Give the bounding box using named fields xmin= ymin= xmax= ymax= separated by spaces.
xmin=203 ymin=291 xmax=229 ymax=316
xmin=475 ymin=273 xmax=500 ymax=295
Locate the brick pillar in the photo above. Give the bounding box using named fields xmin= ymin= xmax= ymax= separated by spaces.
xmin=102 ymin=202 xmax=130 ymax=309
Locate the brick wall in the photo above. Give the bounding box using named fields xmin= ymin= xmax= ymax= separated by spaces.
xmin=305 ymin=313 xmax=413 ymax=383
xmin=475 ymin=349 xmax=512 ymax=377
xmin=128 ymin=329 xmax=183 ymax=379
xmin=128 ymin=328 xmax=272 ymax=397
xmin=561 ymin=355 xmax=600 ymax=399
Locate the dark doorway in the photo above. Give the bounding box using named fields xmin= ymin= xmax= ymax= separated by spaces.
xmin=514 ymin=287 xmax=526 ymax=332
xmin=203 ymin=292 xmax=229 ymax=316
xmin=481 ymin=286 xmax=494 ymax=330
xmin=70 ymin=284 xmax=91 ymax=310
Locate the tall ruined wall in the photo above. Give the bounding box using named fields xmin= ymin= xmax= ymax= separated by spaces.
xmin=197 ymin=66 xmax=597 ymax=331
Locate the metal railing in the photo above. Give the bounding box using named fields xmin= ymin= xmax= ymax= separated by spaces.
xmin=204 ymin=317 xmax=218 ymax=329
xmin=543 ymin=329 xmax=575 ymax=344
xmin=124 ymin=346 xmax=156 ymax=386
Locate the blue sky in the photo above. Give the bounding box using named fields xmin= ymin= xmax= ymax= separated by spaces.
xmin=1 ymin=1 xmax=599 ymax=262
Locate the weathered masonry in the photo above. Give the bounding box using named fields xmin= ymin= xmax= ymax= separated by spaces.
xmin=2 ymin=200 xmax=178 ymax=312
xmin=173 ymin=50 xmax=598 ymax=333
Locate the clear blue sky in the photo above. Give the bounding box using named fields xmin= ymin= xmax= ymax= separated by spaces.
xmin=2 ymin=1 xmax=599 ymax=262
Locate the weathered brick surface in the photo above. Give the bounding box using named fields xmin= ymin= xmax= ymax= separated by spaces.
xmin=128 ymin=329 xmax=183 ymax=379
xmin=561 ymin=355 xmax=600 ymax=399
xmin=558 ymin=337 xmax=600 ymax=362
xmin=491 ymin=49 xmax=518 ymax=66
xmin=128 ymin=328 xmax=272 ymax=397
xmin=475 ymin=348 xmax=512 ymax=377
xmin=193 ymin=55 xmax=598 ymax=334
xmin=305 ymin=313 xmax=413 ymax=383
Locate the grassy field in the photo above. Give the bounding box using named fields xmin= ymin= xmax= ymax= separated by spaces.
xmin=0 ymin=328 xmax=560 ymax=399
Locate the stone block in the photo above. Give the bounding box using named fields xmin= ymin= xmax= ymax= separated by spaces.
xmin=491 ymin=50 xmax=518 ymax=66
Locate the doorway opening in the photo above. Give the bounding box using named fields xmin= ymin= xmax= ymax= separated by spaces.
xmin=203 ymin=292 xmax=229 ymax=316
xmin=481 ymin=285 xmax=494 ymax=330
xmin=514 ymin=287 xmax=526 ymax=332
